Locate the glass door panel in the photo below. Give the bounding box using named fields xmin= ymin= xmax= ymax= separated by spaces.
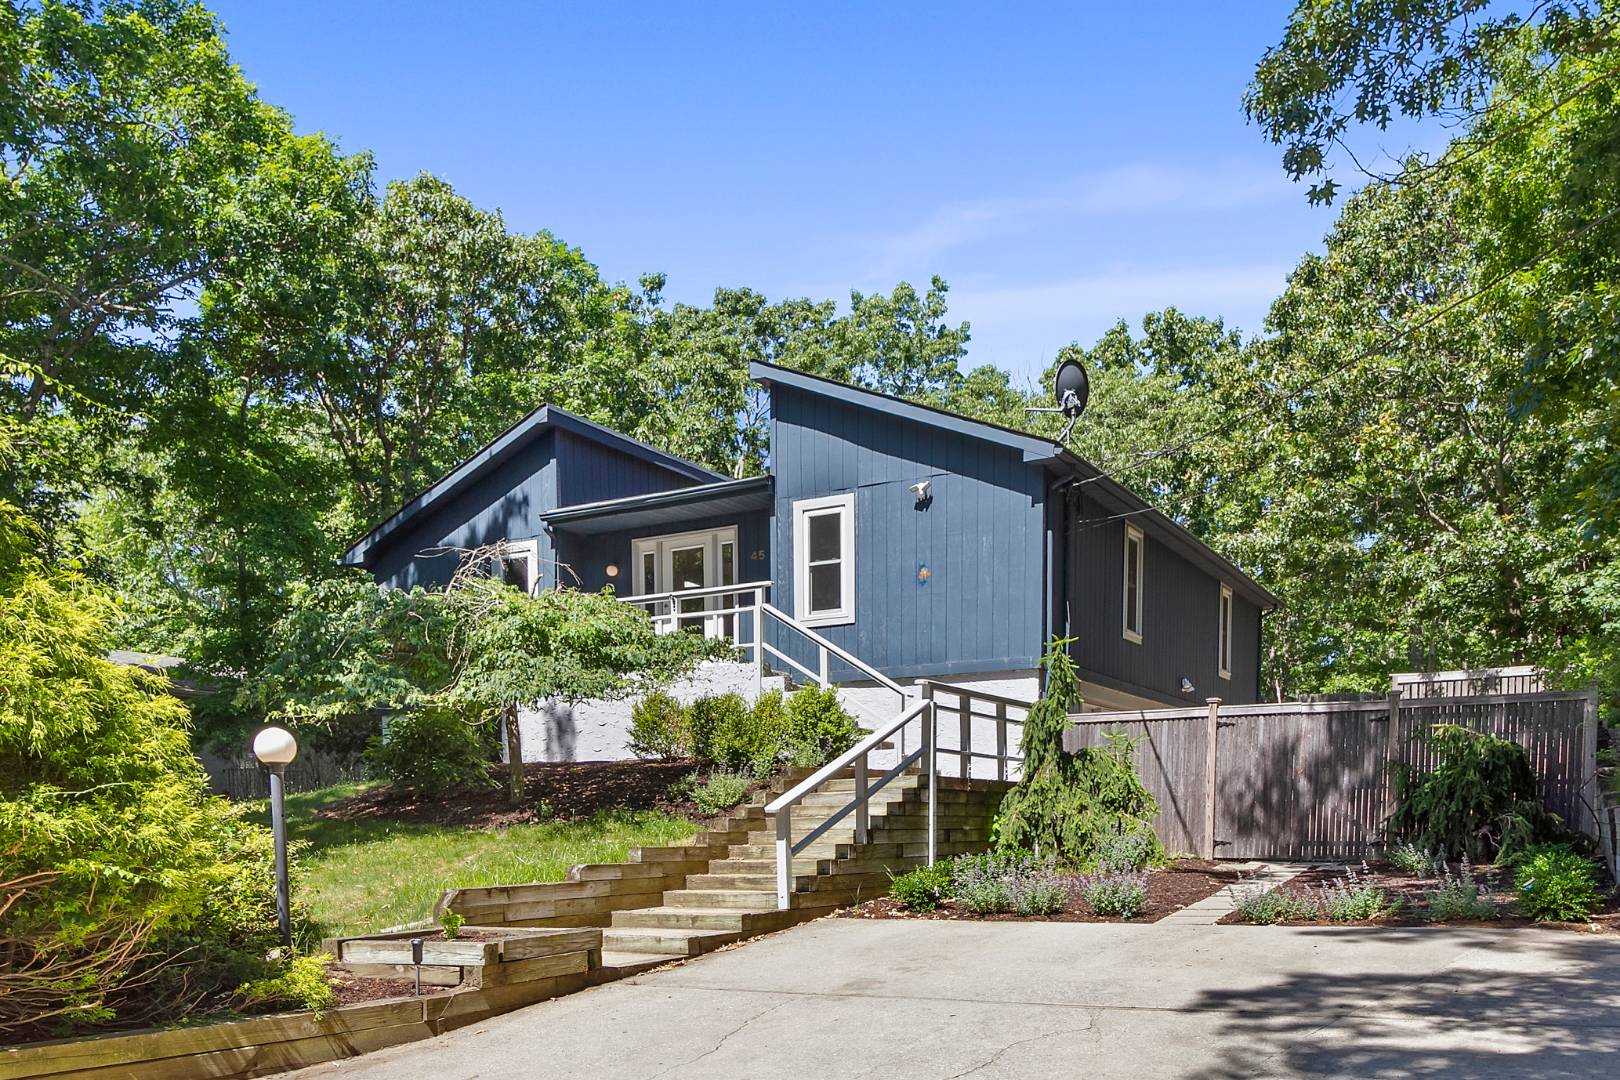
xmin=667 ymin=543 xmax=708 ymax=632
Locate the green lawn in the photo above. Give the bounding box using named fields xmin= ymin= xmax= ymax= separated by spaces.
xmin=245 ymin=783 xmax=699 ymax=938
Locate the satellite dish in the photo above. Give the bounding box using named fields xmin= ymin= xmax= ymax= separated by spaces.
xmin=1025 ymin=358 xmax=1090 ymax=442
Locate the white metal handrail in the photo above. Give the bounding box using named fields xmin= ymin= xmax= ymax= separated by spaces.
xmin=764 ymin=698 xmax=931 ymax=908
xmin=624 ymin=582 xmax=770 ymax=654
xmin=918 ymin=679 xmax=1031 ymax=784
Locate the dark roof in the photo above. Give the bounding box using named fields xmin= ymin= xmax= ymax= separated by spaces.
xmin=341 ymin=405 xmax=724 ymax=567
xmin=749 ymin=361 xmax=1279 ymax=609
xmin=541 ymin=475 xmax=773 ymax=535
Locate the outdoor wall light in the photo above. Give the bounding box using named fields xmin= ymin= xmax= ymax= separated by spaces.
xmin=252 ymin=726 xmax=298 ymax=947
xmin=908 ymin=479 xmax=931 ymax=500
xmin=1180 ymin=677 xmax=1196 ymax=694
xmin=604 ymin=563 xmax=619 ymax=578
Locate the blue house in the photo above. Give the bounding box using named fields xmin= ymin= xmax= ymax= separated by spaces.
xmin=343 ymin=362 xmax=1276 ymax=759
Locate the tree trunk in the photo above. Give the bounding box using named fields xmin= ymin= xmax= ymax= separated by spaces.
xmin=504 ymin=704 xmax=525 ymax=804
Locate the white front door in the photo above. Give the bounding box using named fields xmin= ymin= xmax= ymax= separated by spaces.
xmin=632 ymin=527 xmax=738 ymax=637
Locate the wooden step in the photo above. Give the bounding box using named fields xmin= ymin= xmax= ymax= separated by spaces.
xmin=594 ymin=951 xmax=678 ymax=981
xmin=663 ymin=888 xmax=781 ymax=910
xmin=610 ymin=906 xmax=794 ymax=933
xmin=600 ymin=926 xmax=743 ymax=957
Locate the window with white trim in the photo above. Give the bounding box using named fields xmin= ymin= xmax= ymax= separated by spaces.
xmin=793 ymin=493 xmax=855 ymax=626
xmin=496 ymin=540 xmax=538 ymax=595
xmin=1218 ymin=583 xmax=1233 ymax=680
xmin=1123 ymin=524 xmax=1144 ymax=643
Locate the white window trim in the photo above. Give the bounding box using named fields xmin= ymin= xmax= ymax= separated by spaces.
xmin=1122 ymin=524 xmax=1144 ymax=644
xmin=499 ymin=539 xmax=539 ymax=595
xmin=1218 ymin=583 xmax=1233 ymax=681
xmin=792 ymin=492 xmax=855 ymax=627
xmin=629 ymin=526 xmax=739 ymax=597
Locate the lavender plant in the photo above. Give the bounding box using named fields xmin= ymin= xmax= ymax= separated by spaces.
xmin=1232 ymin=886 xmax=1319 ymax=924
xmin=1078 ymin=871 xmax=1150 ymax=918
xmin=1388 ymin=843 xmax=1446 ymax=877
xmin=951 ymin=853 xmax=1015 ymax=914
xmin=1006 ymin=856 xmax=1071 ymax=916
xmin=1309 ymin=865 xmax=1398 ymax=921
xmin=1426 ymin=858 xmax=1496 ymax=922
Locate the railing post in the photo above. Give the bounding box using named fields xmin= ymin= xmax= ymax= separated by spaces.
xmin=854 ymin=750 xmax=869 ymax=844
xmin=959 ymin=693 xmax=972 ymax=779
xmin=775 ymin=806 xmax=792 ymax=910
xmin=753 ymin=588 xmax=765 ymax=694
xmin=920 ymin=687 xmax=937 ymax=867
xmin=996 ymin=701 xmax=1008 ymax=782
xmin=818 ymin=646 xmax=830 ymax=688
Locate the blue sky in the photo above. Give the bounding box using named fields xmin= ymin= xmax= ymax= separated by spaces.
xmin=211 ymin=2 xmax=1392 ymax=386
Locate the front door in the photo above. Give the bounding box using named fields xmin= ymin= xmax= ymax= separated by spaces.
xmin=633 ymin=527 xmax=738 ymax=637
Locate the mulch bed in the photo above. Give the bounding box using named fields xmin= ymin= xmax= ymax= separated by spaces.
xmin=330 ymin=973 xmax=430 ymax=1006
xmin=315 ymin=759 xmax=711 ymax=828
xmin=1215 ymin=862 xmax=1620 ymax=934
xmin=833 ymin=860 xmax=1245 ymax=924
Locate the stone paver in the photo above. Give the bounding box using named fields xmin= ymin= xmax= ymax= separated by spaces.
xmin=276 ymin=916 xmax=1620 ymax=1080
xmin=1157 ymin=860 xmax=1314 ymax=925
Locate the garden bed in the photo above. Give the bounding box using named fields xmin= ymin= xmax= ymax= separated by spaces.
xmin=1217 ymin=862 xmax=1620 ymax=933
xmin=327 ymin=925 xmax=600 ymax=988
xmin=835 ymin=860 xmax=1243 ymax=923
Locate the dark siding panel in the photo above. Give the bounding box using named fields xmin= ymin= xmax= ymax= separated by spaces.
xmin=368 ymin=431 xmax=555 ymax=591
xmin=769 ymin=386 xmax=1046 ymax=680
xmin=555 ymin=431 xmax=700 ymax=507
xmin=1067 ymin=496 xmax=1260 ymax=705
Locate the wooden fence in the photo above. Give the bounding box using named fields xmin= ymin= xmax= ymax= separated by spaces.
xmin=204 ymin=756 xmax=368 ymax=801
xmin=1392 ymin=666 xmax=1544 ymax=699
xmin=1065 ymin=690 xmax=1598 ymax=861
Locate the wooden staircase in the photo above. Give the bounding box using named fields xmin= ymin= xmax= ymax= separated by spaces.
xmin=599 ymin=766 xmax=1006 ymax=969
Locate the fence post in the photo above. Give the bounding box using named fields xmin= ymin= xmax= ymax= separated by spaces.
xmin=1203 ymin=698 xmax=1221 ymax=860
xmin=1581 ymin=689 xmax=1600 ymax=839
xmin=1380 ymin=691 xmax=1402 ymax=834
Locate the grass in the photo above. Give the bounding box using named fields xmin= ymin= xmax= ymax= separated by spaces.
xmin=245 ymin=783 xmax=699 ymax=938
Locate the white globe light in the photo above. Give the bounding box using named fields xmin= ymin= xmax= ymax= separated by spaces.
xmin=253 ymin=726 xmax=298 ymax=766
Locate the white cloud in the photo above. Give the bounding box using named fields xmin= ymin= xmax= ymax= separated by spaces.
xmin=867 ymin=162 xmax=1293 ymax=275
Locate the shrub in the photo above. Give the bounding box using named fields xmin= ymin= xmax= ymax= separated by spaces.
xmin=952 ymin=854 xmax=1015 ymax=914
xmin=1007 ymin=859 xmax=1072 ymax=916
xmin=364 ymin=706 xmax=491 ymax=795
xmin=438 ymin=911 xmax=465 ymax=940
xmin=709 ymin=692 xmax=788 ymax=777
xmin=1387 ymin=724 xmax=1563 ymax=862
xmin=234 ymin=955 xmax=336 ymax=1013
xmin=0 ymin=502 xmax=311 ymax=1040
xmin=1388 ymin=842 xmax=1446 ymax=876
xmin=783 ymin=685 xmax=862 ymax=767
xmin=628 ymin=691 xmax=690 ymax=759
xmin=993 ymin=641 xmax=1162 ymax=866
xmin=1092 ymin=822 xmax=1160 ymax=873
xmin=1427 ymin=859 xmax=1496 ymax=922
xmin=1232 ymin=887 xmax=1319 ymax=924
xmin=1310 ymin=867 xmax=1398 ymax=921
xmin=1078 ymin=871 xmax=1149 ymax=918
xmin=687 ymin=693 xmax=747 ymax=764
xmin=889 ymin=862 xmax=952 ymax=911
xmin=1515 ymin=847 xmax=1602 ymax=922
xmin=675 ymin=770 xmax=753 ymax=815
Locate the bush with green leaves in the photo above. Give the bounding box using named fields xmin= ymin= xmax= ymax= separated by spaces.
xmin=1078 ymin=871 xmax=1149 ymax=918
xmin=783 ymin=685 xmax=862 ymax=767
xmin=628 ymin=690 xmax=690 ymax=759
xmin=951 ymin=853 xmax=1015 ymax=914
xmin=1426 ymin=860 xmax=1496 ymax=922
xmin=993 ymin=641 xmax=1162 ymax=866
xmin=709 ymin=692 xmax=787 ymax=776
xmin=1514 ymin=847 xmax=1603 ymax=922
xmin=0 ymin=504 xmax=312 ymax=1040
xmin=674 ymin=770 xmax=753 ymax=815
xmin=1232 ymin=887 xmax=1319 ymax=925
xmin=1387 ymin=724 xmax=1564 ymax=862
xmin=438 ymin=911 xmax=466 ymax=940
xmin=364 ymin=706 xmax=491 ymax=795
xmin=888 ymin=862 xmax=952 ymax=912
xmin=1006 ymin=858 xmax=1071 ymax=916
xmin=1309 ymin=867 xmax=1398 ymax=921
xmin=234 ymin=955 xmax=336 ymax=1013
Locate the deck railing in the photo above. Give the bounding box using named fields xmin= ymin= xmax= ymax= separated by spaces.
xmin=622 ymin=581 xmax=771 ymax=657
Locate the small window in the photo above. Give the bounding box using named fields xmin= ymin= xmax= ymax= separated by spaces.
xmin=793 ymin=493 xmax=854 ymax=626
xmin=1218 ymin=584 xmax=1233 ymax=680
xmin=1123 ymin=524 xmax=1144 ymax=643
xmin=495 ymin=541 xmax=537 ymax=594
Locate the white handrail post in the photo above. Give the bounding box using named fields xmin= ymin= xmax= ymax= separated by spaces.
xmin=775 ymin=806 xmax=792 ymax=910
xmin=818 ymin=646 xmax=830 ymax=688
xmin=959 ymin=693 xmax=972 ymax=779
xmin=854 ymin=750 xmax=869 ymax=844
xmin=753 ymin=588 xmax=765 ymax=693
xmin=920 ymin=684 xmax=937 ymax=867
xmin=996 ymin=701 xmax=1008 ymax=782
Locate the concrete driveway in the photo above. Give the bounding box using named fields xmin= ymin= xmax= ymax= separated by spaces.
xmin=282 ymin=919 xmax=1620 ymax=1079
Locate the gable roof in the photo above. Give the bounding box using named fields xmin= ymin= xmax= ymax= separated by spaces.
xmin=341 ymin=405 xmax=724 ymax=568
xmin=749 ymin=361 xmax=1278 ymax=609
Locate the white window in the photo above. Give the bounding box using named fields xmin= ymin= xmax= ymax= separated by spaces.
xmin=792 ymin=493 xmax=855 ymax=627
xmin=630 ymin=527 xmax=739 ymax=635
xmin=496 ymin=540 xmax=538 ymax=595
xmin=1123 ymin=524 xmax=1144 ymax=643
xmin=1218 ymin=583 xmax=1233 ymax=680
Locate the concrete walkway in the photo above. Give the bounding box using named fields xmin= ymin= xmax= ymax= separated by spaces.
xmin=281 ymin=918 xmax=1620 ymax=1080
xmin=1157 ymin=861 xmax=1315 ymax=925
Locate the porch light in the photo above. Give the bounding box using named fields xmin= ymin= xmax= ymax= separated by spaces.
xmin=605 ymin=563 xmax=619 ymax=578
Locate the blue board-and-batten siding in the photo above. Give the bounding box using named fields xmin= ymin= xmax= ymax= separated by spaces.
xmin=768 ymin=386 xmax=1047 ymax=682
xmin=1066 ymin=500 xmax=1261 ymax=705
xmin=555 ymin=430 xmax=703 ymax=508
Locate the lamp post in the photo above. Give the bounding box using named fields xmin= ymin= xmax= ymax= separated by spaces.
xmin=253 ymin=726 xmax=298 ymax=948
